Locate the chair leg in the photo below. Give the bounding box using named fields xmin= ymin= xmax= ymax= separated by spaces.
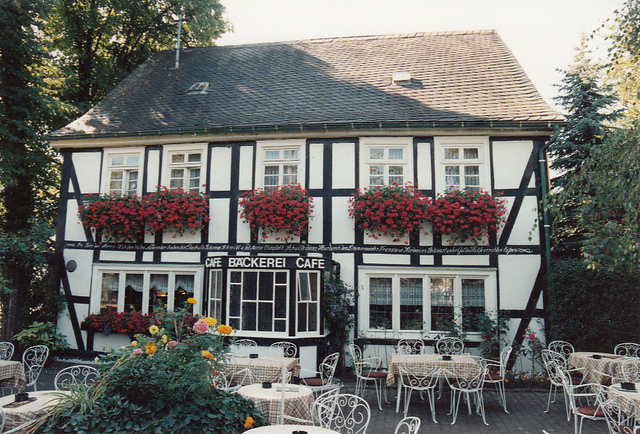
xmin=426 ymin=388 xmax=438 ymax=424
xmin=395 ymin=382 xmax=403 ymax=413
xmin=544 ymin=383 xmax=555 ymax=413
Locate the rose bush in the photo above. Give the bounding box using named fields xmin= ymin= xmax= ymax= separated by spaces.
xmin=239 ymin=183 xmax=313 ymax=241
xmin=429 ymin=188 xmax=507 ymax=244
xmin=349 ymin=183 xmax=431 ymax=242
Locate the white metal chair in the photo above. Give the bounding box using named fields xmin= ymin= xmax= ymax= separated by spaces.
xmin=596 ymin=384 xmax=640 ymax=434
xmin=0 ymin=342 xmax=14 ymax=361
xmin=615 ymin=343 xmax=640 ymax=358
xmin=349 ymin=344 xmax=387 ymax=410
xmin=270 ymin=341 xmax=297 ymax=358
xmin=300 ymin=352 xmax=341 ymax=397
xmin=22 ymin=345 xmax=49 ymax=391
xmin=317 ymin=393 xmax=370 ymax=434
xmin=620 ymin=358 xmax=640 ymax=383
xmin=542 ymin=349 xmax=584 ymax=420
xmin=548 ymin=340 xmax=575 ymax=360
xmin=399 ymin=359 xmax=440 ymax=422
xmin=435 ymin=337 xmax=464 ymax=355
xmin=484 ymin=346 xmax=512 ymax=413
xmin=394 ymin=416 xmax=421 ymax=434
xmin=446 ymin=358 xmax=488 ymax=426
xmin=397 ymin=339 xmax=424 ymax=355
xmin=54 ymin=365 xmax=99 ymax=390
xmin=557 ymin=367 xmax=605 ymax=434
xmin=285 ymin=386 xmax=340 ymax=425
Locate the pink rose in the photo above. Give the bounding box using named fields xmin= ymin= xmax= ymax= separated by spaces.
xmin=168 ymin=340 xmax=178 ymax=347
xmin=193 ymin=319 xmax=209 ymax=334
xmin=133 ymin=348 xmax=143 ymax=355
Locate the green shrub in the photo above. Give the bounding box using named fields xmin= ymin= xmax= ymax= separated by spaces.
xmin=13 ymin=321 xmax=69 ymax=352
xmin=546 ymin=258 xmax=640 ymax=351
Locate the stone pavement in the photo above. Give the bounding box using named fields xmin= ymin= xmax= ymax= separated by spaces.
xmin=35 ymin=359 xmax=608 ymax=433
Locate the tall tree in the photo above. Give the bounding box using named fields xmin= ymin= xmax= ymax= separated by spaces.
xmin=46 ymin=0 xmax=230 ymax=114
xmin=0 ymin=0 xmax=57 ymax=339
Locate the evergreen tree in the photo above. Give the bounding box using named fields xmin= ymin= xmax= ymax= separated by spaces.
xmin=547 ymin=37 xmax=618 ymax=190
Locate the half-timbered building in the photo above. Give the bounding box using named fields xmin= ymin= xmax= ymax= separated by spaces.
xmin=48 ymin=30 xmax=564 ymax=370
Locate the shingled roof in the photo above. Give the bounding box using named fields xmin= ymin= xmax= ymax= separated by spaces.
xmin=49 ymin=30 xmax=563 ymax=140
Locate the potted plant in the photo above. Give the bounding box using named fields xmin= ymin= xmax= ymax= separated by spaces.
xmin=239 ymin=183 xmax=313 ymax=241
xmin=349 ymin=183 xmax=431 ymax=243
xmin=429 ymin=188 xmax=507 ymax=244
xmin=78 ymin=194 xmax=144 ymax=242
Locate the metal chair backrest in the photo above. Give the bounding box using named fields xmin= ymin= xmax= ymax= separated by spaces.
xmin=312 ymin=388 xmax=341 ymax=425
xmin=615 ymin=342 xmax=640 ymax=358
xmin=596 ymin=385 xmax=638 ymax=433
xmin=318 ymin=393 xmax=370 ymax=434
xmin=22 ymin=345 xmax=49 ymax=390
xmin=500 ymin=346 xmax=513 ymax=371
xmin=435 ymin=337 xmax=464 ymax=355
xmin=0 ymin=342 xmax=14 ymax=361
xmin=548 ymin=340 xmax=574 ymax=360
xmin=397 ymin=339 xmax=424 ymax=355
xmin=400 ymin=359 xmax=441 ymax=390
xmin=54 ymin=365 xmax=99 ymax=390
xmin=394 ymin=416 xmax=421 ymax=434
xmin=270 ymin=341 xmax=297 ymax=358
xmin=620 ymin=358 xmax=640 ymax=383
xmin=235 ymin=339 xmax=257 ymax=347
xmin=349 ymin=344 xmax=364 ymax=375
xmin=542 ymin=349 xmax=568 ymax=384
xmin=319 ymin=352 xmax=340 ymax=385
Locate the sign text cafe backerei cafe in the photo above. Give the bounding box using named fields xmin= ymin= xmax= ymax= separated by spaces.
xmin=205 ymin=256 xmax=327 ymax=270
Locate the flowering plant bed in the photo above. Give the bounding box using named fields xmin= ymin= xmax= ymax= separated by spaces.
xmin=429 ymin=188 xmax=507 ymax=244
xmin=82 ymin=306 xmax=200 ymax=337
xmin=349 ymin=183 xmax=432 ymax=242
xmin=78 ymin=186 xmax=210 ymax=242
xmin=239 ymin=184 xmax=313 ymax=241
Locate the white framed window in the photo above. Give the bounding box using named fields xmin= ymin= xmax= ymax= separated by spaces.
xmin=434 ymin=137 xmax=490 ymax=194
xmin=102 ymin=149 xmax=144 ymax=195
xmin=359 ymin=267 xmax=497 ymax=338
xmin=92 ymin=265 xmax=203 ymax=315
xmin=227 ymin=269 xmax=289 ymax=336
xmin=257 ymin=140 xmax=305 ymax=188
xmin=360 ymin=137 xmax=413 ymax=188
xmin=208 ymin=269 xmax=223 ymax=321
xmin=162 ymin=144 xmax=207 ymax=192
xmin=297 ymin=270 xmax=320 ymax=335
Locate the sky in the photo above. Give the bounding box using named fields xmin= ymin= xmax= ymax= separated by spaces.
xmin=216 ymin=0 xmax=625 ymax=112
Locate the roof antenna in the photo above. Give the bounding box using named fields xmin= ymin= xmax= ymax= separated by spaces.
xmin=174 ymin=12 xmax=183 ymax=69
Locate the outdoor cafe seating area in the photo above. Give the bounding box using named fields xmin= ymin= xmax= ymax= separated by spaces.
xmin=2 ymin=339 xmax=640 ymax=432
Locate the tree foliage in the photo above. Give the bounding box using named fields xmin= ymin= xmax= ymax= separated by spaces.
xmin=45 ymin=0 xmax=230 ymax=112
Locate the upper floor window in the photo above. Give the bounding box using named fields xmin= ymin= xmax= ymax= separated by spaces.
xmin=257 ymin=140 xmax=305 ymax=188
xmin=360 ymin=138 xmax=413 ymax=188
xmin=169 ymin=151 xmax=202 ymax=192
xmin=107 ymin=152 xmax=141 ymax=195
xmin=435 ymin=137 xmax=490 ymax=194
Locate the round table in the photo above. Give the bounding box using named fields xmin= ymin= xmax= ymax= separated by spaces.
xmin=0 ymin=390 xmax=68 ymax=431
xmin=245 ymin=424 xmax=339 ymax=433
xmin=238 ymin=383 xmax=314 ymax=425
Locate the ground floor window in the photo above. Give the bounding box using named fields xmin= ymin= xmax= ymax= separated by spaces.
xmin=360 ymin=267 xmax=496 ymax=337
xmin=92 ymin=265 xmax=203 ymax=315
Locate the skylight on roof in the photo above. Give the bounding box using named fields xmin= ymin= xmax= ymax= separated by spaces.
xmin=187 ymin=82 xmax=210 ymax=94
xmin=392 ymin=72 xmax=412 ymax=85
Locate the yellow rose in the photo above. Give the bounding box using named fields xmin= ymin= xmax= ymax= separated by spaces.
xmin=162 ymin=335 xmax=167 ymax=344
xmin=131 ymin=341 xmax=138 ymax=347
xmin=204 ymin=317 xmax=217 ymax=327
xmin=244 ymin=417 xmax=253 ymax=429
xmin=187 ymin=297 xmax=197 ymax=305
xmin=145 ymin=341 xmax=157 ymax=355
xmin=201 ymin=350 xmax=214 ymax=360
xmin=217 ymin=325 xmax=233 ymax=335
xmin=149 ymin=325 xmax=159 ymax=335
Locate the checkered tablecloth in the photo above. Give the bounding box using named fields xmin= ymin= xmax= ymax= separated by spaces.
xmin=227 ymin=356 xmax=301 ymax=385
xmin=609 ymin=383 xmax=640 ymax=418
xmin=0 ymin=360 xmax=27 ymax=389
xmin=0 ymin=390 xmax=67 ymax=430
xmin=386 ymin=354 xmax=480 ymax=386
xmin=568 ymin=352 xmax=627 ymax=384
xmin=238 ymin=383 xmax=314 ymax=425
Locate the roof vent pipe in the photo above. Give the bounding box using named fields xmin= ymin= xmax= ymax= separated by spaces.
xmin=174 ymin=13 xmax=183 ymax=69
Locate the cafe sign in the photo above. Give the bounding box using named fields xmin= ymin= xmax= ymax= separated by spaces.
xmin=205 ymin=256 xmax=326 ymax=270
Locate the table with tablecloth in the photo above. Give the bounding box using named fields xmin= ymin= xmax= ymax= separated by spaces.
xmin=568 ymin=352 xmax=628 ymax=384
xmin=0 ymin=360 xmax=27 ymax=390
xmin=226 ymin=356 xmax=301 ymax=386
xmin=386 ymin=353 xmax=481 ymax=412
xmin=238 ymin=383 xmax=314 ymax=425
xmin=0 ymin=390 xmax=68 ymax=431
xmin=245 ymin=424 xmax=339 ymax=434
